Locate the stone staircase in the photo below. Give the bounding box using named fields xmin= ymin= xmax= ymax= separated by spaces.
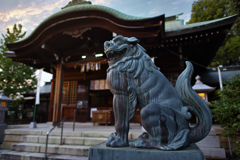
xmin=0 ymin=124 xmax=227 ymax=160
xmin=0 ymin=129 xmax=112 ymax=160
xmin=196 ymin=128 xmax=227 ymax=159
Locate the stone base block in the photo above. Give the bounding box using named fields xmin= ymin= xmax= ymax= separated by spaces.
xmin=29 ymin=122 xmax=37 ymax=128
xmin=88 ymin=142 xmax=204 ymax=160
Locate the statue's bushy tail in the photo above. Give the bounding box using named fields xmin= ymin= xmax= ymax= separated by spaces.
xmin=175 ymin=61 xmax=212 ymax=143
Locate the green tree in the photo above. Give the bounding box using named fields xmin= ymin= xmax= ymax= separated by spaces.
xmin=210 ymin=75 xmax=240 ymax=155
xmin=225 ymin=0 xmax=240 ymax=35
xmin=187 ymin=0 xmax=240 ymax=32
xmin=0 ymin=24 xmax=37 ymax=98
xmin=187 ymin=0 xmax=240 ymax=66
xmin=209 ymin=36 xmax=240 ymax=67
xmin=187 ymin=0 xmax=228 ymax=24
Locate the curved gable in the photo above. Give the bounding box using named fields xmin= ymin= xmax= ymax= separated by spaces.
xmin=7 ymin=4 xmax=164 ymax=51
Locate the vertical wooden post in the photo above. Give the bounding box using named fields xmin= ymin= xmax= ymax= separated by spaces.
xmin=52 ymin=64 xmax=64 ymax=126
xmin=48 ymin=80 xmax=55 ymax=122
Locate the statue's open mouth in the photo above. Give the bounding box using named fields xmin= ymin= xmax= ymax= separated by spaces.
xmin=105 ymin=48 xmax=127 ymax=62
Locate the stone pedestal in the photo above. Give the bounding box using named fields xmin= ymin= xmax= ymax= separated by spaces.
xmin=0 ymin=124 xmax=7 ymax=143
xmin=88 ymin=142 xmax=204 ymax=160
xmin=29 ymin=122 xmax=37 ymax=128
xmin=0 ymin=107 xmax=8 ymax=144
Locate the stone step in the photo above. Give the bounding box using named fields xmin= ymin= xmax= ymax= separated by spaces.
xmin=196 ymin=128 xmax=226 ymax=159
xmin=196 ymin=135 xmax=221 ymax=148
xmin=200 ymin=147 xmax=226 ymax=159
xmin=4 ymin=129 xmax=111 ymax=138
xmin=4 ymin=128 xmax=138 ymax=138
xmin=21 ymin=135 xmax=107 ymax=146
xmin=1 ymin=150 xmax=88 ymax=160
xmin=2 ymin=135 xmax=107 ymax=149
xmin=11 ymin=143 xmax=90 ymax=156
xmin=4 ymin=129 xmax=43 ymax=136
xmin=64 ymin=137 xmax=107 ymax=146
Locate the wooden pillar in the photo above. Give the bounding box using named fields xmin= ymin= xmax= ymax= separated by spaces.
xmin=48 ymin=80 xmax=54 ymax=122
xmin=52 ymin=64 xmax=64 ymax=126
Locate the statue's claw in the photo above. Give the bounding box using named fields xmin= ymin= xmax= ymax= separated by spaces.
xmin=131 ymin=139 xmax=142 ymax=148
xmin=131 ymin=132 xmax=156 ymax=148
xmin=106 ymin=132 xmax=117 ymax=147
xmin=110 ymin=137 xmax=129 ymax=147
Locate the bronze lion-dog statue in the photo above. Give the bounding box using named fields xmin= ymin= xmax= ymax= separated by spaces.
xmin=104 ymin=35 xmax=212 ymax=150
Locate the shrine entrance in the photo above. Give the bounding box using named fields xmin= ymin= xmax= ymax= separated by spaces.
xmin=5 ymin=2 xmax=237 ymax=125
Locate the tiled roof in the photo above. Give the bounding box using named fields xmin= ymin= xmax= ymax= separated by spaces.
xmin=165 ymin=15 xmax=238 ymax=32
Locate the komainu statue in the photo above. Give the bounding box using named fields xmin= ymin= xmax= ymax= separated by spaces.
xmin=104 ymin=35 xmax=212 ymax=150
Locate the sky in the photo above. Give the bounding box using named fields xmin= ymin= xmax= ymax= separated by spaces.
xmin=0 ymin=0 xmax=196 ymax=85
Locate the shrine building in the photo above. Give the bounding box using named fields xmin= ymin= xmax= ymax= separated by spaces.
xmin=5 ymin=1 xmax=237 ymax=125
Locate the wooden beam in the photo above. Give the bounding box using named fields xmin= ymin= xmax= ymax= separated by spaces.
xmin=52 ymin=64 xmax=64 ymax=125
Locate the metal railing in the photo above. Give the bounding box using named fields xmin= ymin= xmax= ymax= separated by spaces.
xmin=45 ymin=109 xmax=77 ymax=160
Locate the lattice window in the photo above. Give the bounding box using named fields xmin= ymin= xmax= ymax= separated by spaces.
xmin=62 ymin=81 xmax=77 ymax=104
xmin=62 ymin=82 xmax=69 ymax=104
xmin=69 ymin=81 xmax=77 ymax=104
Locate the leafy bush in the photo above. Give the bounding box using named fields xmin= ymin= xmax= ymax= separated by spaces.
xmin=5 ymin=99 xmax=27 ymax=120
xmin=211 ymin=74 xmax=240 ymax=155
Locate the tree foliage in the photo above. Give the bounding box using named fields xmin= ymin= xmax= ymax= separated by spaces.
xmin=187 ymin=0 xmax=228 ymax=24
xmin=209 ymin=36 xmax=240 ymax=67
xmin=0 ymin=24 xmax=37 ymax=98
xmin=187 ymin=0 xmax=240 ymax=67
xmin=210 ymin=75 xmax=240 ymax=155
xmin=225 ymin=0 xmax=240 ymax=35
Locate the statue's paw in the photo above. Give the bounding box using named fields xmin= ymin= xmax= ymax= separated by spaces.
xmin=110 ymin=138 xmax=129 ymax=147
xmin=131 ymin=132 xmax=151 ymax=148
xmin=131 ymin=139 xmax=142 ymax=148
xmin=106 ymin=132 xmax=117 ymax=147
xmin=131 ymin=139 xmax=147 ymax=148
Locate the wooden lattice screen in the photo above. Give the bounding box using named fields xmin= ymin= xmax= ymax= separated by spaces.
xmin=62 ymin=81 xmax=78 ymax=105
